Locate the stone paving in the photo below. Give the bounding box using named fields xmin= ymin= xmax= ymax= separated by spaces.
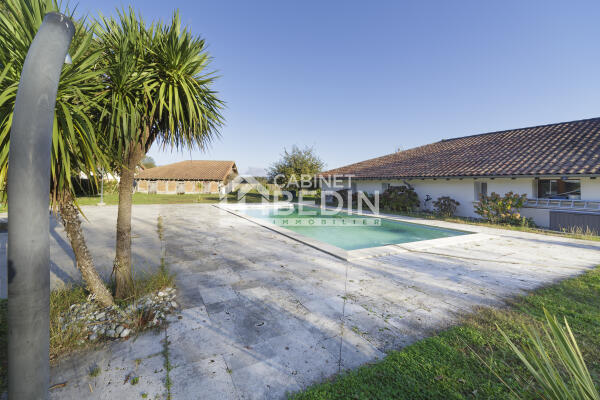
xmin=2 ymin=204 xmax=600 ymax=399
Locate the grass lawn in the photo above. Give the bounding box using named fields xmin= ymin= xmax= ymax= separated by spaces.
xmin=75 ymin=191 xmax=272 ymax=206
xmin=0 ymin=191 xmax=272 ymax=214
xmin=291 ymin=266 xmax=600 ymax=399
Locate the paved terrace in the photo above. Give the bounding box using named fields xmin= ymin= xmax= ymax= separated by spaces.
xmin=2 ymin=204 xmax=599 ymax=399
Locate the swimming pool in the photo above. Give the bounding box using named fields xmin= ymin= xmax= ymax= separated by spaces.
xmin=238 ymin=204 xmax=469 ymax=251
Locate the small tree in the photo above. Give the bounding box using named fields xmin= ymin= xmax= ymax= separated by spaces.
xmin=475 ymin=191 xmax=532 ymax=226
xmin=267 ymin=145 xmax=324 ymax=190
xmin=96 ymin=9 xmax=224 ymax=299
xmin=141 ymin=156 xmax=156 ymax=169
xmin=433 ymin=196 xmax=460 ymax=217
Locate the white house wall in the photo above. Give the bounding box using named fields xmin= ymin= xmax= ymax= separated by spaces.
xmin=581 ymin=178 xmax=600 ymax=200
xmin=323 ymin=177 xmax=599 ymax=228
xmin=407 ymin=179 xmax=480 ymax=217
xmin=353 ymin=177 xmax=541 ymax=223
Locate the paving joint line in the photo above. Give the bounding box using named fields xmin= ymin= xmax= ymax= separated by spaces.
xmin=337 ymin=261 xmax=349 ymax=373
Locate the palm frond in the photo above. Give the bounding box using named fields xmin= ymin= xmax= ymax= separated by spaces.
xmin=95 ymin=8 xmax=224 ymax=161
xmin=0 ymin=0 xmax=107 ymax=207
xmin=498 ymin=308 xmax=600 ymax=400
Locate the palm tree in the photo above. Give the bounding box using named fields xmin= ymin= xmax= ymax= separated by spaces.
xmin=96 ymin=9 xmax=224 ymax=299
xmin=0 ymin=0 xmax=114 ymax=306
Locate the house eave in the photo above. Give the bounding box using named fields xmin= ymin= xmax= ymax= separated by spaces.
xmin=322 ymin=173 xmax=600 ymax=180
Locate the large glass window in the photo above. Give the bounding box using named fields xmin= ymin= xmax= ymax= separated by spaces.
xmin=537 ymin=179 xmax=580 ymax=199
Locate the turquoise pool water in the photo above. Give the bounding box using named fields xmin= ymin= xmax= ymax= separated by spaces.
xmin=239 ymin=204 xmax=469 ymax=251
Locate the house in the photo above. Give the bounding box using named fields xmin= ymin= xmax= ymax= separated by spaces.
xmin=320 ymin=117 xmax=600 ymax=231
xmin=135 ymin=160 xmax=238 ymax=194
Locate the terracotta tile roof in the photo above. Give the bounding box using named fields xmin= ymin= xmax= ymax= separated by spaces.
xmin=136 ymin=160 xmax=237 ymax=181
xmin=322 ymin=117 xmax=600 ymax=178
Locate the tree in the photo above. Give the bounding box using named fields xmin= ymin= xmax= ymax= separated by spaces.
xmin=0 ymin=0 xmax=114 ymax=305
xmin=267 ymin=145 xmax=324 ymax=188
xmin=141 ymin=156 xmax=156 ymax=169
xmin=96 ymin=9 xmax=224 ymax=299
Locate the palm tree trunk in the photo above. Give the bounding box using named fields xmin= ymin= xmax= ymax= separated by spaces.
xmin=58 ymin=192 xmax=114 ymax=307
xmin=113 ymin=146 xmax=143 ymax=299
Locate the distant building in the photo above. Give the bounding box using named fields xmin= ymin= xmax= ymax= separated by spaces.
xmin=135 ymin=160 xmax=238 ymax=194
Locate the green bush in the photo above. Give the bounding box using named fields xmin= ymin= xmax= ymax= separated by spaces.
xmin=433 ymin=196 xmax=460 ymax=217
xmin=380 ymin=186 xmax=420 ymax=212
xmin=475 ymin=191 xmax=533 ymax=226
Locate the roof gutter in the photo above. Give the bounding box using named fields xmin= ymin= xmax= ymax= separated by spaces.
xmin=319 ymin=174 xmax=600 ymax=180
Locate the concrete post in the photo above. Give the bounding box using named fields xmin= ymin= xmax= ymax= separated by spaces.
xmin=7 ymin=12 xmax=74 ymax=400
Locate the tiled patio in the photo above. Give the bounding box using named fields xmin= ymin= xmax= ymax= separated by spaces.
xmin=10 ymin=204 xmax=597 ymax=399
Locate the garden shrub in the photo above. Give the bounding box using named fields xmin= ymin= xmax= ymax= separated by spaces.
xmin=433 ymin=196 xmax=460 ymax=217
xmin=475 ymin=191 xmax=534 ymax=226
xmin=380 ymin=186 xmax=419 ymax=212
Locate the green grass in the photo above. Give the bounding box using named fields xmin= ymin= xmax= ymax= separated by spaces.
xmin=0 ymin=190 xmax=275 ymax=212
xmin=0 ymin=190 xmax=272 ymax=212
xmin=49 ymin=285 xmax=89 ymax=359
xmin=75 ymin=191 xmax=273 ymax=206
xmin=291 ymin=267 xmax=600 ymax=400
xmin=89 ymin=365 xmax=102 ymax=378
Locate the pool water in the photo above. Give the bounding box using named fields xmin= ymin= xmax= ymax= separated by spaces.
xmin=239 ymin=204 xmax=469 ymax=251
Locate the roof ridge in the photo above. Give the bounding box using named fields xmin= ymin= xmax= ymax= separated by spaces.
xmin=439 ymin=116 xmax=600 ymax=143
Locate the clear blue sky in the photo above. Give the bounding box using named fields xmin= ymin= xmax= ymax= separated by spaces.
xmin=75 ymin=0 xmax=600 ymax=175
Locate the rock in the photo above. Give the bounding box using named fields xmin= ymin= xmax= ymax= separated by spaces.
xmin=106 ymin=329 xmax=115 ymax=338
xmin=96 ymin=312 xmax=106 ymax=320
xmin=116 ymin=325 xmax=125 ymax=336
xmin=158 ymin=291 xmax=166 ymax=297
xmin=120 ymin=328 xmax=131 ymax=338
xmin=89 ymin=333 xmax=98 ymax=341
xmin=170 ymin=301 xmax=178 ymax=309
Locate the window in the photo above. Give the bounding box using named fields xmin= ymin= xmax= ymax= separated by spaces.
xmin=148 ymin=181 xmax=157 ymax=194
xmin=537 ymin=179 xmax=580 ymax=199
xmin=474 ymin=182 xmax=487 ymax=200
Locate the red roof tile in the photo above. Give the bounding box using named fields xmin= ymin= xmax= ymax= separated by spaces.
xmin=322 ymin=118 xmax=600 ymax=178
xmin=136 ymin=160 xmax=237 ymax=181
